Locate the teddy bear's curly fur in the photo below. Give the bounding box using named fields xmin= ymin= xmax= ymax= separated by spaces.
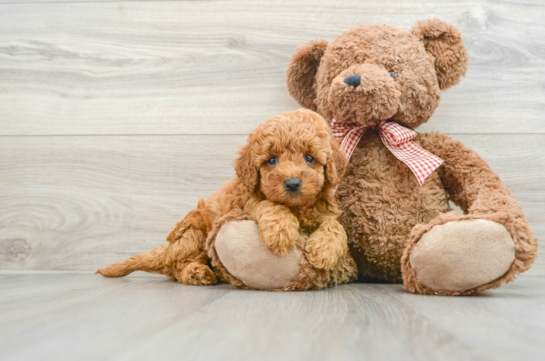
xmin=97 ymin=109 xmax=357 ymax=291
xmin=286 ymin=19 xmax=538 ymax=295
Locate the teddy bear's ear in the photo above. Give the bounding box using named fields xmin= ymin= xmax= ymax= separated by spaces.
xmin=411 ymin=19 xmax=469 ymax=90
xmin=287 ymin=40 xmax=328 ymax=111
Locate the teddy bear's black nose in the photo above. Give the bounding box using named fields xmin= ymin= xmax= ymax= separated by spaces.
xmin=344 ymin=74 xmax=361 ymax=88
xmin=285 ymin=178 xmax=301 ymax=193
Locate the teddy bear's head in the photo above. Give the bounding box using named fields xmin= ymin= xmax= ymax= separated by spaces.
xmin=287 ymin=19 xmax=468 ymax=129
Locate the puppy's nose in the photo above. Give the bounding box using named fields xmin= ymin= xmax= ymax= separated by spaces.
xmin=284 ymin=178 xmax=301 ymax=192
xmin=343 ymin=74 xmax=361 ymax=87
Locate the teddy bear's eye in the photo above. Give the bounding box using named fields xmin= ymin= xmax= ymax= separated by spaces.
xmin=267 ymin=157 xmax=278 ymax=167
xmin=304 ymin=154 xmax=315 ymax=164
xmin=390 ymin=72 xmax=398 ymax=79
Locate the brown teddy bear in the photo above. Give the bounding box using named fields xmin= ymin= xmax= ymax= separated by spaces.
xmin=282 ymin=18 xmax=538 ymax=295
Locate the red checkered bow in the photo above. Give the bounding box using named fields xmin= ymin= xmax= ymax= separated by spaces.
xmin=331 ymin=118 xmax=443 ymax=186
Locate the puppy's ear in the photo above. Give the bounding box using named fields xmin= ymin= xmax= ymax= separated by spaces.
xmin=235 ymin=142 xmax=259 ymax=191
xmin=287 ymin=40 xmax=328 ymax=111
xmin=411 ymin=19 xmax=469 ymax=90
xmin=325 ymin=138 xmax=346 ymax=189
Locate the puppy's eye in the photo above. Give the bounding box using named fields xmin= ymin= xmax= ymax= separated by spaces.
xmin=304 ymin=154 xmax=315 ymax=164
xmin=267 ymin=157 xmax=278 ymax=167
xmin=389 ymin=71 xmax=398 ymax=79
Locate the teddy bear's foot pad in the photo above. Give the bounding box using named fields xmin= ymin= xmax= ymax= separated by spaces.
xmin=409 ymin=219 xmax=515 ymax=292
xmin=215 ymin=220 xmax=301 ymax=290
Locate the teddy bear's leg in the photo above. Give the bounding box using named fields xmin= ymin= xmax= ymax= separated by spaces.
xmin=402 ymin=133 xmax=538 ymax=296
xmin=402 ymin=215 xmax=518 ymax=295
xmin=206 ymin=211 xmax=302 ymax=290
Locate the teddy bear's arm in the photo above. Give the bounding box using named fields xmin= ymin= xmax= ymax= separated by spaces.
xmin=400 ymin=132 xmax=538 ymax=295
xmin=305 ymin=216 xmax=348 ymax=270
xmin=244 ymin=199 xmax=300 ymax=256
xmin=430 ymin=132 xmax=530 ymax=223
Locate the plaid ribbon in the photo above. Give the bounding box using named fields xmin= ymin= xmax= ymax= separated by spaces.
xmin=331 ymin=118 xmax=443 ymax=186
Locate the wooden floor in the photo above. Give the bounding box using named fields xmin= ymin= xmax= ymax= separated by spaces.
xmin=1 ymin=270 xmax=545 ymax=361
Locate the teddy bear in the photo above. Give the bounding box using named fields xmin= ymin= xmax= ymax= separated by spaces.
xmin=280 ymin=18 xmax=538 ymax=295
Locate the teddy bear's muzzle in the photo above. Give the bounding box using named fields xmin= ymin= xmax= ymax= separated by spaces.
xmin=328 ymin=61 xmax=402 ymax=127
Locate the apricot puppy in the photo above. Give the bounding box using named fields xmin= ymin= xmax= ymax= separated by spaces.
xmin=97 ymin=109 xmax=349 ymax=286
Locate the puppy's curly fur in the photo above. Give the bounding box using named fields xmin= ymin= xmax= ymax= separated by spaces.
xmin=97 ymin=109 xmax=355 ymax=288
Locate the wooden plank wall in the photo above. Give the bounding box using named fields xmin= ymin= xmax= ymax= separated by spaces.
xmin=0 ymin=0 xmax=543 ymax=271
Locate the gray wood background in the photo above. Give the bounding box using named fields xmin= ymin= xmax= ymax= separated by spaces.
xmin=0 ymin=0 xmax=543 ymax=272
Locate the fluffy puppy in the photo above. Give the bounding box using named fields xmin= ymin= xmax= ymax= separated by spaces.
xmin=97 ymin=109 xmax=349 ymax=286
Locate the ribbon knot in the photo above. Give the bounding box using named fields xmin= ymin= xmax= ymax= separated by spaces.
xmin=331 ymin=118 xmax=443 ymax=186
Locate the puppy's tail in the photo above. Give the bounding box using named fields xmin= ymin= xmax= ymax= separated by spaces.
xmin=96 ymin=246 xmax=167 ymax=278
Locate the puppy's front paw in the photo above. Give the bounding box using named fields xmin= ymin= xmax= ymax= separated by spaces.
xmin=258 ymin=215 xmax=300 ymax=256
xmin=305 ymin=229 xmax=346 ymax=270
